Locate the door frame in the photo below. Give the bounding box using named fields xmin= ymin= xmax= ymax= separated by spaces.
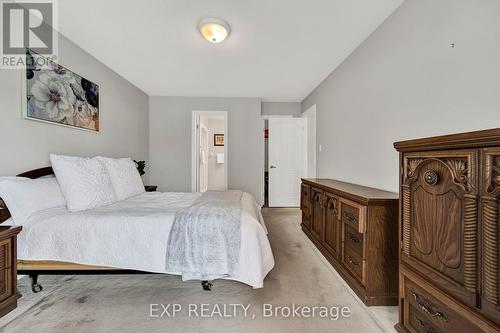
xmin=191 ymin=111 xmax=228 ymax=192
xmin=198 ymin=122 xmax=209 ymax=192
xmin=301 ymin=104 xmax=316 ymax=178
xmin=262 ymin=115 xmax=294 ymax=207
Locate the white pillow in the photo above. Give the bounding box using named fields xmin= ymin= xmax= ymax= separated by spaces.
xmin=96 ymin=157 xmax=145 ymax=201
xmin=0 ymin=176 xmax=66 ymax=223
xmin=50 ymin=154 xmax=116 ymax=212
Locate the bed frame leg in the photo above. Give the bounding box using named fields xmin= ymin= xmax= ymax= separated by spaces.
xmin=201 ymin=280 xmax=212 ymax=291
xmin=29 ymin=274 xmax=43 ymax=293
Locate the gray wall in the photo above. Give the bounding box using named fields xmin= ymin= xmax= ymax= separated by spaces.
xmin=149 ymin=97 xmax=264 ymax=203
xmin=0 ymin=34 xmax=150 ymax=179
xmin=302 ymin=0 xmax=500 ymax=192
xmin=262 ymin=102 xmax=301 ymax=117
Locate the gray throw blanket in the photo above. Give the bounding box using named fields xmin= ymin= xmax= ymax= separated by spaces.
xmin=166 ymin=190 xmax=243 ymax=281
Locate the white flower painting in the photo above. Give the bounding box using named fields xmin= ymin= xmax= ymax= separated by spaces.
xmin=25 ymin=50 xmax=100 ymax=132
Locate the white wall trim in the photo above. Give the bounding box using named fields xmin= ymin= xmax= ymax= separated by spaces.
xmin=261 ymin=115 xmax=294 ymax=120
xmin=261 ymin=118 xmax=266 ymax=207
xmin=301 ymin=104 xmax=317 ymax=178
xmin=191 ymin=110 xmax=228 ymax=192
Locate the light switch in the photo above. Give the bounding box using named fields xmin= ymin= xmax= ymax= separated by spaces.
xmin=318 ymin=144 xmax=322 ymax=152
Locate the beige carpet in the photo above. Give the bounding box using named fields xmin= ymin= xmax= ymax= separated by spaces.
xmin=0 ymin=208 xmax=394 ymax=333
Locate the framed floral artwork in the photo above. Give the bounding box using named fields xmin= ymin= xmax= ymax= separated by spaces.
xmin=22 ymin=49 xmax=100 ymax=132
xmin=214 ymin=134 xmax=224 ymax=146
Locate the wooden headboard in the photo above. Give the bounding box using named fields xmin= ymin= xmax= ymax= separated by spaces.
xmin=0 ymin=167 xmax=54 ymax=223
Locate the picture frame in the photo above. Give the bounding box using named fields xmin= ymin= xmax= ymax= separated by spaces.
xmin=21 ymin=49 xmax=100 ymax=133
xmin=214 ymin=134 xmax=224 ymax=146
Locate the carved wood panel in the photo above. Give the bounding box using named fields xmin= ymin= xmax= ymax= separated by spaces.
xmin=311 ymin=188 xmax=324 ymax=241
xmin=401 ymin=150 xmax=479 ymax=306
xmin=481 ymin=148 xmax=500 ymax=324
xmin=323 ymin=193 xmax=340 ymax=258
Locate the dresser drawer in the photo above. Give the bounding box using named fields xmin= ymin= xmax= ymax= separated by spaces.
xmin=403 ymin=274 xmax=484 ymax=333
xmin=342 ymin=244 xmax=364 ymax=283
xmin=340 ymin=199 xmax=366 ymax=233
xmin=300 ymin=184 xmax=311 ymax=212
xmin=302 ymin=212 xmax=311 ymax=230
xmin=343 ymin=223 xmax=364 ymax=257
xmin=300 ymin=184 xmax=312 ymax=229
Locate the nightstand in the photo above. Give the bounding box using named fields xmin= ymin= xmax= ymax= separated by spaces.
xmin=0 ymin=226 xmax=22 ymax=318
xmin=144 ymin=186 xmax=158 ymax=192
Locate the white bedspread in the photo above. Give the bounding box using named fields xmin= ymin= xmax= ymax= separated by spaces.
xmin=17 ymin=192 xmax=274 ymax=288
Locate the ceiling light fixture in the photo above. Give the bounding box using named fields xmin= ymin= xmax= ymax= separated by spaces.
xmin=198 ymin=18 xmax=231 ymax=43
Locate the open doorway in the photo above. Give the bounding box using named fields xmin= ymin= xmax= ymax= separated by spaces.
xmin=191 ymin=111 xmax=228 ymax=192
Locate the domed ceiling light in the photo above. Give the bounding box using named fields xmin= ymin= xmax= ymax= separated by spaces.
xmin=198 ymin=18 xmax=231 ymax=43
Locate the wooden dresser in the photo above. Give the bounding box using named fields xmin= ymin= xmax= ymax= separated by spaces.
xmin=0 ymin=226 xmax=22 ymax=318
xmin=394 ymin=129 xmax=500 ymax=333
xmin=301 ymin=178 xmax=399 ymax=306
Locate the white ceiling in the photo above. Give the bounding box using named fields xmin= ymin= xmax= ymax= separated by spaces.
xmin=58 ymin=0 xmax=403 ymax=101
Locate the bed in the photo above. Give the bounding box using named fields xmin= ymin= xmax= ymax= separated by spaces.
xmin=0 ymin=167 xmax=274 ymax=292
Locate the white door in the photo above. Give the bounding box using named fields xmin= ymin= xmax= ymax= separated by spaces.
xmin=268 ymin=118 xmax=306 ymax=207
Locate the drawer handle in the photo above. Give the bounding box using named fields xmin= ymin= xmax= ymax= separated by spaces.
xmin=410 ymin=290 xmax=448 ymax=322
xmin=424 ymin=170 xmax=439 ymax=185
xmin=416 ymin=318 xmax=437 ymax=333
xmin=347 ymin=255 xmax=359 ymax=266
xmin=343 ymin=212 xmax=357 ymax=223
xmin=347 ymin=232 xmax=360 ymax=244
